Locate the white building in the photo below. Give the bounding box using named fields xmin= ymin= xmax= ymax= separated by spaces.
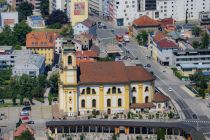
xmin=49 ymin=0 xmax=70 ymax=18
xmin=157 ymin=0 xmax=210 ymax=21
xmin=89 ymin=0 xmax=103 ymax=16
xmin=55 ymin=37 xmax=64 ymax=54
xmin=109 ymin=0 xmax=159 ymax=26
xmin=0 ymin=12 xmax=18 ymax=28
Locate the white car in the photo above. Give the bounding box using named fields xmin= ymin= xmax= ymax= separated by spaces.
xmin=168 ymin=88 xmax=173 ymax=92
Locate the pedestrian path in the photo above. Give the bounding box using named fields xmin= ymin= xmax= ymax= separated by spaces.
xmin=184 ymin=120 xmax=210 ymax=123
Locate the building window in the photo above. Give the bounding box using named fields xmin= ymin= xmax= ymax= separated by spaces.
xmin=107 ymin=99 xmax=111 ymax=107
xmin=145 ymin=96 xmax=149 ymax=103
xmin=81 ymin=99 xmax=85 ymax=108
xmin=92 ymin=89 xmax=96 ymax=94
xmin=92 ymin=99 xmax=96 ymax=108
xmin=68 ymin=56 xmax=72 ymax=64
xmin=118 ymin=98 xmax=122 ymax=107
xmin=132 ymin=97 xmax=136 ymax=103
xmin=69 ymin=107 xmax=72 ymax=111
xmin=158 ymin=104 xmax=161 ymax=109
xmin=118 ymin=88 xmax=122 ymax=94
xmin=112 ymin=87 xmax=116 ymax=94
xmin=107 ymin=88 xmax=111 ymax=94
xmin=145 ymin=86 xmax=149 ymax=92
xmin=69 ymin=97 xmax=72 ymax=103
xmin=81 ymin=89 xmax=85 ymax=95
xmin=86 ymin=87 xmax=91 ymax=94
xmin=131 ymin=87 xmax=136 ymax=92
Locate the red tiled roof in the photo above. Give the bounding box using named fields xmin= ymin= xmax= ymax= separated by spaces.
xmin=82 ymin=19 xmax=95 ymax=28
xmin=153 ymin=92 xmax=169 ymax=103
xmin=133 ymin=15 xmax=160 ymax=27
xmin=76 ymin=50 xmax=98 ymax=58
xmin=79 ymin=61 xmax=155 ymax=84
xmin=157 ymin=38 xmax=178 ymax=49
xmin=14 ymin=124 xmax=35 ymax=137
xmin=153 ymin=31 xmax=167 ymax=43
xmin=158 ymin=18 xmax=175 ymax=28
xmin=130 ymin=103 xmax=155 ymax=109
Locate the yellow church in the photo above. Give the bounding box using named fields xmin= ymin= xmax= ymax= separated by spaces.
xmin=59 ymin=47 xmax=156 ymax=116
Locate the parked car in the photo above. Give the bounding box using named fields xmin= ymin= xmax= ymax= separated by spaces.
xmin=22 ymin=106 xmax=31 ymax=111
xmin=168 ymin=88 xmax=173 ymax=92
xmin=0 ymin=99 xmax=5 ymax=104
xmin=146 ymin=64 xmax=151 ymax=67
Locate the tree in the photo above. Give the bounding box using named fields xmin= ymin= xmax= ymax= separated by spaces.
xmin=47 ymin=10 xmax=68 ymax=26
xmin=201 ymin=32 xmax=209 ymax=49
xmin=15 ymin=130 xmax=35 ymax=140
xmin=14 ymin=21 xmax=32 ymax=45
xmin=0 ymin=26 xmax=17 ymax=46
xmin=192 ymin=40 xmax=200 ymax=49
xmin=40 ymin=0 xmax=49 ymax=18
xmin=60 ymin=24 xmax=74 ymax=38
xmin=157 ymin=128 xmax=166 ymax=140
xmin=136 ymin=30 xmax=148 ymax=46
xmin=192 ymin=26 xmax=201 ymax=37
xmin=48 ymin=73 xmax=59 ymax=95
xmin=16 ymin=1 xmax=34 ymax=21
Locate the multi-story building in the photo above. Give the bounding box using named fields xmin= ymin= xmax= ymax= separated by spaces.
xmin=49 ymin=0 xmax=69 ymax=18
xmin=0 ymin=12 xmax=18 ymax=28
xmin=109 ymin=0 xmax=159 ymax=26
xmin=88 ymin=0 xmax=103 ymax=16
xmin=59 ymin=47 xmax=156 ymax=116
xmin=26 ymin=31 xmax=61 ymax=65
xmin=157 ymin=0 xmax=210 ymax=21
xmin=70 ymin=0 xmax=88 ymax=26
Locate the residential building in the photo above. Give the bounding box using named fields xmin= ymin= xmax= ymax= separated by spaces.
xmin=73 ymin=19 xmax=97 ymax=36
xmin=102 ymin=0 xmax=110 ymax=19
xmin=70 ymin=0 xmax=88 ymax=26
xmin=0 ymin=46 xmax=13 ymax=55
xmin=149 ymin=31 xmax=178 ymax=65
xmin=59 ymin=47 xmax=156 ymax=116
xmin=0 ymin=1 xmax=8 ymax=12
xmin=55 ymin=36 xmax=64 ymax=54
xmin=12 ymin=52 xmax=45 ymax=77
xmin=0 ymin=12 xmax=18 ymax=28
xmin=27 ymin=15 xmax=45 ymax=29
xmin=133 ymin=15 xmax=160 ymax=35
xmin=26 ymin=32 xmax=60 ymax=65
xmin=109 ymin=0 xmax=159 ymax=26
xmin=49 ymin=0 xmax=67 ymax=14
xmin=157 ymin=0 xmax=210 ymax=22
xmin=199 ymin=11 xmax=210 ymax=25
xmin=76 ymin=50 xmax=98 ymax=65
xmin=74 ymin=33 xmax=96 ymax=50
xmin=88 ymin=0 xmax=103 ymax=16
xmin=96 ymin=29 xmax=116 ymax=47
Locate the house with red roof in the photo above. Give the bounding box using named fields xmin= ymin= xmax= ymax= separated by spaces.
xmin=13 ymin=124 xmax=35 ymax=138
xmin=74 ymin=33 xmax=96 ymax=51
xmin=73 ymin=19 xmax=97 ymax=36
xmin=76 ymin=50 xmax=98 ymax=65
xmin=132 ymin=15 xmax=160 ymax=35
xmin=150 ymin=31 xmax=178 ymax=66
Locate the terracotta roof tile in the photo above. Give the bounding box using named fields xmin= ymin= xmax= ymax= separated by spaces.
xmin=133 ymin=15 xmax=160 ymax=27
xmin=79 ymin=61 xmax=155 ymax=84
xmin=158 ymin=18 xmax=175 ymax=28
xmin=26 ymin=31 xmax=60 ymax=48
xmin=157 ymin=38 xmax=178 ymax=49
xmin=130 ymin=103 xmax=155 ymax=109
xmin=14 ymin=124 xmax=35 ymax=137
xmin=153 ymin=31 xmax=167 ymax=43
xmin=76 ymin=50 xmax=98 ymax=58
xmin=153 ymin=92 xmax=169 ymax=103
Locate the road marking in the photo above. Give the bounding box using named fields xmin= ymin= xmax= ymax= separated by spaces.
xmin=184 ymin=120 xmax=210 ymax=123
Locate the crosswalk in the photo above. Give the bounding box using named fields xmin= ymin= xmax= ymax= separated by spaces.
xmin=184 ymin=120 xmax=210 ymax=124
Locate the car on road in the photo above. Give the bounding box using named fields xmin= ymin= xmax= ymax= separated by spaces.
xmin=192 ymin=114 xmax=197 ymax=119
xmin=146 ymin=64 xmax=151 ymax=67
xmin=168 ymin=88 xmax=173 ymax=92
xmin=0 ymin=99 xmax=4 ymax=104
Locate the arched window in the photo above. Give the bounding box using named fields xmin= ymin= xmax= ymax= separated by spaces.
xmin=86 ymin=87 xmax=91 ymax=94
xmin=118 ymin=88 xmax=122 ymax=94
xmin=92 ymin=89 xmax=96 ymax=94
xmin=92 ymin=99 xmax=96 ymax=108
xmin=81 ymin=89 xmax=85 ymax=95
xmin=68 ymin=56 xmax=72 ymax=64
xmin=107 ymin=88 xmax=111 ymax=94
xmin=132 ymin=87 xmax=136 ymax=92
xmin=69 ymin=97 xmax=72 ymax=103
xmin=112 ymin=87 xmax=116 ymax=94
xmin=158 ymin=104 xmax=161 ymax=109
xmin=107 ymin=99 xmax=111 ymax=107
xmin=118 ymin=98 xmax=122 ymax=107
xmin=81 ymin=99 xmax=85 ymax=108
xmin=145 ymin=86 xmax=149 ymax=92
xmin=145 ymin=96 xmax=149 ymax=103
xmin=132 ymin=97 xmax=136 ymax=103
